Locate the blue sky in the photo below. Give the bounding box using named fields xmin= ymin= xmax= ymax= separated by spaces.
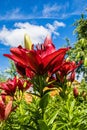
xmin=0 ymin=0 xmax=87 ymax=71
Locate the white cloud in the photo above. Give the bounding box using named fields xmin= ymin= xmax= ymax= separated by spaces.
xmin=0 ymin=8 xmax=24 ymax=20
xmin=42 ymin=2 xmax=87 ymax=19
xmin=0 ymin=21 xmax=65 ymax=47
xmin=42 ymin=4 xmax=61 ymax=17
xmin=46 ymin=21 xmax=65 ymax=36
xmin=0 ymin=2 xmax=87 ymax=21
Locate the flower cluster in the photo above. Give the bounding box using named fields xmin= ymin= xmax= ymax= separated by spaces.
xmin=0 ymin=34 xmax=81 ymax=122
xmin=0 ymin=76 xmax=31 ymax=121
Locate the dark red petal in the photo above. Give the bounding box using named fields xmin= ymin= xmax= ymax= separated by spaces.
xmin=43 ymin=48 xmax=69 ymax=73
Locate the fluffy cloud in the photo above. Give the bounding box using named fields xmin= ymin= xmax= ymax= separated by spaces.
xmin=46 ymin=21 xmax=65 ymax=35
xmin=0 ymin=21 xmax=65 ymax=47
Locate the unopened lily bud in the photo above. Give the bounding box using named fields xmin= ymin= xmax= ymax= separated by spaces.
xmin=24 ymin=34 xmax=32 ymax=50
xmin=73 ymin=86 xmax=78 ymax=98
xmin=69 ymin=71 xmax=75 ymax=82
xmin=66 ymin=57 xmax=70 ymax=62
xmin=84 ymin=57 xmax=87 ymax=67
xmin=44 ymin=35 xmax=52 ymax=46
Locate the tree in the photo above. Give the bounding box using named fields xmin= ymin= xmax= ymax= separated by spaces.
xmin=68 ymin=14 xmax=87 ymax=82
xmin=4 ymin=60 xmax=17 ymax=78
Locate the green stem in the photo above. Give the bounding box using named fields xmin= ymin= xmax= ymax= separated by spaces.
xmin=0 ymin=121 xmax=5 ymax=130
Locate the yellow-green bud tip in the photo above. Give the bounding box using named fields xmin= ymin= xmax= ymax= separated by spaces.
xmin=24 ymin=34 xmax=32 ymax=50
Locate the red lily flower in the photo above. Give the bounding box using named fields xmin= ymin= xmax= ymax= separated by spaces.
xmin=59 ymin=61 xmax=77 ymax=74
xmin=0 ymin=97 xmax=12 ymax=121
xmin=0 ymin=77 xmax=31 ymax=95
xmin=4 ymin=46 xmax=69 ymax=75
xmin=56 ymin=61 xmax=81 ymax=82
xmin=17 ymin=77 xmax=31 ymax=92
xmin=0 ymin=77 xmax=17 ymax=96
xmin=15 ymin=63 xmax=26 ymax=76
xmin=36 ymin=35 xmax=56 ymax=58
xmin=0 ymin=99 xmax=5 ymax=120
xmin=4 ymin=36 xmax=70 ymax=76
xmin=15 ymin=63 xmax=34 ymax=78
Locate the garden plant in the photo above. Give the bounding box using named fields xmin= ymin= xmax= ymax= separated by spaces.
xmin=0 ymin=16 xmax=87 ymax=130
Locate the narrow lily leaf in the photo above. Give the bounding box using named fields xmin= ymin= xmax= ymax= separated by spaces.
xmin=48 ymin=110 xmax=59 ymax=126
xmin=43 ymin=89 xmax=54 ymax=95
xmin=52 ymin=123 xmax=57 ymax=130
xmin=39 ymin=93 xmax=50 ymax=109
xmin=38 ymin=120 xmax=49 ymax=130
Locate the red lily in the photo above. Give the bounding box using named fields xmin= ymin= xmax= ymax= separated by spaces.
xmin=15 ymin=63 xmax=26 ymax=76
xmin=0 ymin=77 xmax=31 ymax=96
xmin=0 ymin=77 xmax=17 ymax=96
xmin=4 ymin=46 xmax=69 ymax=75
xmin=15 ymin=63 xmax=34 ymax=78
xmin=16 ymin=77 xmax=31 ymax=92
xmin=36 ymin=35 xmax=56 ymax=58
xmin=59 ymin=61 xmax=77 ymax=74
xmin=56 ymin=61 xmax=81 ymax=82
xmin=0 ymin=96 xmax=12 ymax=121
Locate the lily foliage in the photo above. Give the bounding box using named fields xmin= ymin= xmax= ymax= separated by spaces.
xmin=0 ymin=34 xmax=86 ymax=130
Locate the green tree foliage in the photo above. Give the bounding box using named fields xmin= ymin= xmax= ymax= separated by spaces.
xmin=74 ymin=14 xmax=87 ymax=39
xmin=68 ymin=15 xmax=87 ymax=81
xmin=5 ymin=60 xmax=17 ymax=78
xmin=0 ymin=71 xmax=6 ymax=82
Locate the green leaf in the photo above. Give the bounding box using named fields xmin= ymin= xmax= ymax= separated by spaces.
xmin=48 ymin=110 xmax=59 ymax=125
xmin=52 ymin=123 xmax=57 ymax=130
xmin=43 ymin=88 xmax=57 ymax=95
xmin=39 ymin=93 xmax=50 ymax=109
xmin=38 ymin=120 xmax=49 ymax=130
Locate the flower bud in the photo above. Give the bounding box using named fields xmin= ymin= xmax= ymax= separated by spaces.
xmin=24 ymin=34 xmax=32 ymax=50
xmin=82 ymin=91 xmax=86 ymax=99
xmin=73 ymin=86 xmax=78 ymax=98
xmin=66 ymin=57 xmax=70 ymax=62
xmin=69 ymin=71 xmax=75 ymax=82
